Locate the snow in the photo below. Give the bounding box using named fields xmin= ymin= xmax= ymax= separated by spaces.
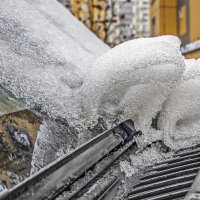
xmin=183 ymin=59 xmax=200 ymax=80
xmin=158 ymin=59 xmax=200 ymax=149
xmin=82 ymin=35 xmax=185 ymax=146
xmin=0 ymin=0 xmax=199 ymax=176
xmin=0 ymin=0 xmax=109 ymax=173
xmin=120 ymin=144 xmax=171 ymax=178
xmin=0 ymin=0 xmax=109 ymax=122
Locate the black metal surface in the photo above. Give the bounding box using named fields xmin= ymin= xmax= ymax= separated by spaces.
xmin=0 ymin=119 xmax=137 ymax=200
xmin=128 ymin=147 xmax=200 ymax=200
xmin=68 ymin=141 xmax=137 ymax=200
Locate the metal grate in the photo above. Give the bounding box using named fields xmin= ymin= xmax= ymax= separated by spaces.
xmin=128 ymin=147 xmax=200 ymax=200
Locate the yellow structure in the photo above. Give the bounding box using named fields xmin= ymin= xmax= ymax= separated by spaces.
xmin=150 ymin=0 xmax=177 ymax=36
xmin=0 ymin=110 xmax=41 ymax=189
xmin=70 ymin=0 xmax=106 ymax=41
xmin=150 ymin=0 xmax=200 ymax=58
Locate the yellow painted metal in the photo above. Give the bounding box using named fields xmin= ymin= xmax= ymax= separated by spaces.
xmin=184 ymin=49 xmax=200 ymax=59
xmin=0 ymin=110 xmax=41 ymax=189
xmin=150 ymin=0 xmax=177 ymax=36
xmin=150 ymin=0 xmax=200 ymax=58
xmin=189 ymin=0 xmax=200 ymax=43
xmin=0 ymin=86 xmax=41 ymax=189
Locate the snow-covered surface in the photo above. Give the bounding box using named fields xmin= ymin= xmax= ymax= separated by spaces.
xmin=1 ymin=0 xmax=200 ymax=181
xmin=0 ymin=0 xmax=109 ymax=173
xmin=158 ymin=59 xmax=200 ymax=149
xmin=31 ymin=119 xmax=78 ymax=173
xmin=120 ymin=145 xmax=171 ymax=177
xmin=0 ymin=0 xmax=109 ymax=122
xmin=82 ymin=35 xmax=185 ymax=146
xmin=183 ymin=59 xmax=200 ymax=80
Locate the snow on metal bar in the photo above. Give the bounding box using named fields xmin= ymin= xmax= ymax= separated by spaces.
xmin=128 ymin=147 xmax=200 ymax=200
xmin=0 ymin=119 xmax=136 ymax=200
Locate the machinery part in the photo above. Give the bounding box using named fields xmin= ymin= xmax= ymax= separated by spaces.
xmin=128 ymin=147 xmax=200 ymax=200
xmin=0 ymin=119 xmax=138 ymax=200
xmin=67 ymin=138 xmax=137 ymax=200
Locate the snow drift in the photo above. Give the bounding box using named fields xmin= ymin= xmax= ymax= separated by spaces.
xmin=1 ymin=0 xmax=198 ymax=173
xmin=82 ymin=36 xmax=185 ymax=145
xmin=158 ymin=59 xmax=200 ymax=149
xmin=0 ymin=0 xmax=109 ymax=122
xmin=0 ymin=0 xmax=109 ymax=173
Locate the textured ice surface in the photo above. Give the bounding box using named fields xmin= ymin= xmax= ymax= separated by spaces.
xmin=31 ymin=117 xmax=79 ymax=174
xmin=120 ymin=161 xmax=137 ymax=178
xmin=82 ymin=35 xmax=185 ymax=145
xmin=0 ymin=0 xmax=109 ymax=122
xmin=120 ymin=145 xmax=170 ymax=178
xmin=0 ymin=0 xmax=195 ymax=177
xmin=158 ymin=59 xmax=200 ymax=149
xmin=184 ymin=59 xmax=200 ymax=80
xmin=0 ymin=0 xmax=109 ymax=173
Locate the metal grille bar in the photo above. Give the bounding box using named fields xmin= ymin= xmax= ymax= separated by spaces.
xmin=128 ymin=147 xmax=200 ymax=200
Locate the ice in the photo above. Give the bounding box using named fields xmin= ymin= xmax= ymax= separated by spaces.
xmin=120 ymin=145 xmax=171 ymax=178
xmin=183 ymin=59 xmax=200 ymax=80
xmin=158 ymin=59 xmax=200 ymax=149
xmin=82 ymin=35 xmax=185 ymax=145
xmin=0 ymin=0 xmax=109 ymax=173
xmin=0 ymin=0 xmax=109 ymax=122
xmin=119 ymin=85 xmax=168 ymax=144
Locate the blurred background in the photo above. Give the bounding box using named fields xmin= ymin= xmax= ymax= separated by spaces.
xmin=58 ymin=0 xmax=200 ymax=59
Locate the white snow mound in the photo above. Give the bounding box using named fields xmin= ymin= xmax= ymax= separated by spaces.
xmin=82 ymin=35 xmax=185 ymax=145
xmin=183 ymin=59 xmax=200 ymax=80
xmin=0 ymin=0 xmax=109 ymax=173
xmin=158 ymin=59 xmax=200 ymax=149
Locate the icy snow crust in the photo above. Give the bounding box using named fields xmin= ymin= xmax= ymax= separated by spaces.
xmin=158 ymin=59 xmax=200 ymax=149
xmin=0 ymin=0 xmax=199 ymax=174
xmin=82 ymin=35 xmax=185 ymax=145
xmin=0 ymin=0 xmax=109 ymax=122
xmin=0 ymin=0 xmax=109 ymax=172
xmin=184 ymin=59 xmax=200 ymax=80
